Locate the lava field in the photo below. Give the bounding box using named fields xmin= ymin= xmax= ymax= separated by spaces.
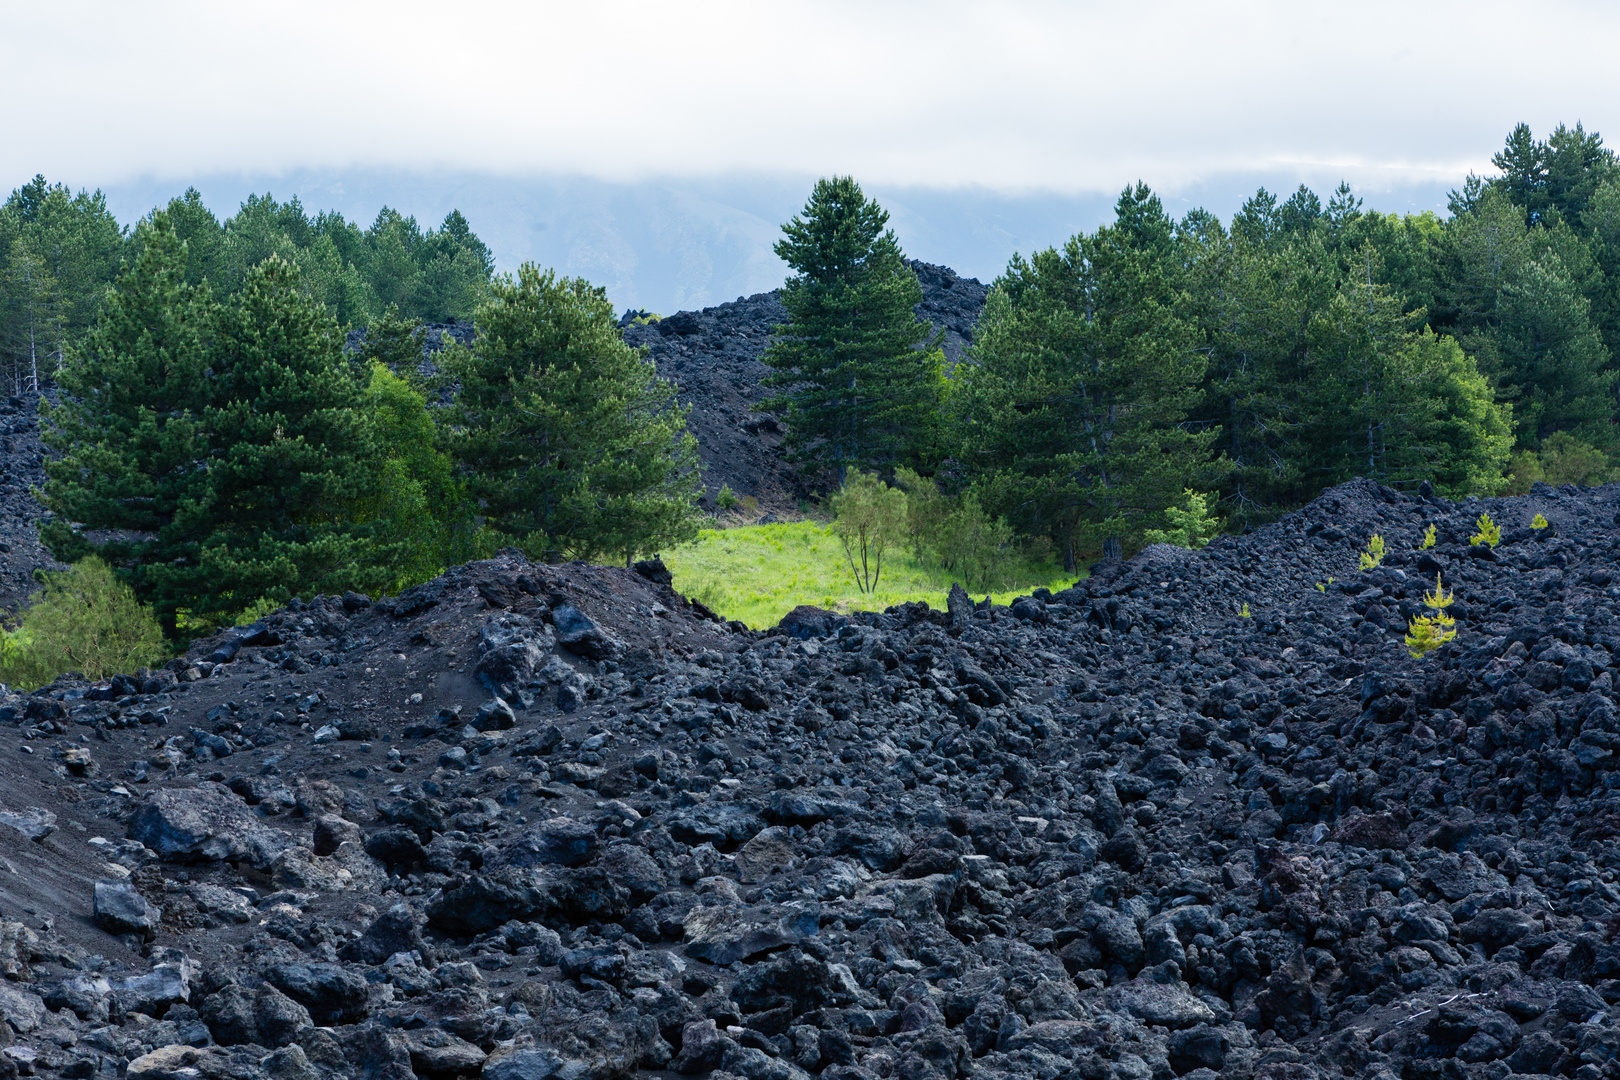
xmin=0 ymin=479 xmax=1610 ymax=1079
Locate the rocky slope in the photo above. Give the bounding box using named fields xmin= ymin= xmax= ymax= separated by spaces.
xmin=0 ymin=478 xmax=1611 ymax=1079
xmin=619 ymin=261 xmax=990 ymax=514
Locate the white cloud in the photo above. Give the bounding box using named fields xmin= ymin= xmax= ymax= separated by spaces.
xmin=3 ymin=0 xmax=1617 ymax=195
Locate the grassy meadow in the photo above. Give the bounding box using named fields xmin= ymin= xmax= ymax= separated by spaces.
xmin=662 ymin=520 xmax=1078 ymax=630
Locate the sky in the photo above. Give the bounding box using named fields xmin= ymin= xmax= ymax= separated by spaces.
xmin=6 ymin=0 xmax=1619 ymax=311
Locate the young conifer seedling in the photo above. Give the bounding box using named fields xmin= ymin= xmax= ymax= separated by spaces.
xmin=1531 ymin=513 xmax=1549 ymax=530
xmin=1359 ymin=534 xmax=1386 ymax=571
xmin=1405 ymin=571 xmax=1457 ymax=658
xmin=1471 ymin=513 xmax=1501 ymax=548
xmin=1239 ymin=602 xmax=1251 ymax=618
xmin=1420 ymin=524 xmax=1436 ymax=549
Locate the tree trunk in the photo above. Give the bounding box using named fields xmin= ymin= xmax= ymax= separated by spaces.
xmin=1102 ymin=536 xmax=1123 ymax=563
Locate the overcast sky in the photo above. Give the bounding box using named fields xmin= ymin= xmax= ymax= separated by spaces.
xmin=7 ymin=1 xmax=1619 ymax=311
xmin=7 ymin=0 xmax=1618 ymax=196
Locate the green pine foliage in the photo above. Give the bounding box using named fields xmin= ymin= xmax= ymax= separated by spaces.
xmin=442 ymin=265 xmax=702 ymax=566
xmin=953 ymin=185 xmax=1216 ymax=569
xmin=763 ymin=177 xmax=945 ymax=476
xmin=1142 ymin=489 xmax=1222 ymax=549
xmin=41 ymin=218 xmax=434 ymax=632
xmin=0 ymin=558 xmax=166 ymax=690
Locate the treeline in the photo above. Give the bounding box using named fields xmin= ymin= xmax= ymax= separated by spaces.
xmin=0 ymin=176 xmax=493 ymax=397
xmin=765 ymin=124 xmax=1620 ymax=570
xmin=41 ymin=213 xmax=701 ymax=639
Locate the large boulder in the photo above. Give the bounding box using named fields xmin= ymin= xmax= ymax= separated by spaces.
xmin=128 ymin=785 xmax=292 ymax=867
xmin=264 ymin=962 xmax=370 ymax=1026
xmin=93 ymin=880 xmax=160 ymax=939
xmin=551 ymin=604 xmax=623 ymax=661
xmin=426 ymin=866 xmax=631 ymax=936
xmin=474 ymin=614 xmax=553 ymax=700
xmin=340 ymin=903 xmax=430 ymax=965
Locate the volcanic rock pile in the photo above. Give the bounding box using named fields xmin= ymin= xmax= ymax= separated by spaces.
xmin=0 ymin=478 xmax=1614 ymax=1079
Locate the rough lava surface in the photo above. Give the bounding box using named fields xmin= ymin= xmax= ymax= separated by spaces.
xmin=0 ymin=478 xmax=1614 ymax=1079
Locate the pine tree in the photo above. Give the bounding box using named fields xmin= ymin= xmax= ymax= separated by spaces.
xmin=180 ymin=255 xmax=397 ymax=618
xmin=40 ymin=215 xmax=215 ymax=634
xmin=763 ymin=177 xmax=943 ymax=476
xmin=443 ymin=265 xmax=702 ymax=565
xmin=955 ymin=185 xmax=1216 ymax=568
xmin=43 ymin=228 xmax=406 ymax=631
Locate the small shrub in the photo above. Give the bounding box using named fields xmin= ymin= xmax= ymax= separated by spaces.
xmin=716 ymin=485 xmax=739 ymax=511
xmin=1504 ymin=432 xmax=1618 ymax=493
xmin=1239 ymin=602 xmax=1251 ymax=618
xmin=0 ymin=558 xmax=167 ymax=690
xmin=1143 ymin=489 xmax=1222 ymax=549
xmin=1531 ymin=513 xmax=1549 ymax=530
xmin=1359 ymin=534 xmax=1386 ymax=571
xmin=1405 ymin=571 xmax=1457 ymax=658
xmin=1420 ymin=525 xmax=1436 ymax=549
xmin=934 ymin=493 xmax=1015 ymax=592
xmin=828 ymin=471 xmax=908 ymax=594
xmin=1470 ymin=513 xmax=1501 ymax=548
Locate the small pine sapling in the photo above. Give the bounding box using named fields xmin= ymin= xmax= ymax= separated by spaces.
xmin=1359 ymin=534 xmax=1386 ymax=571
xmin=1404 ymin=571 xmax=1457 ymax=658
xmin=1239 ymin=602 xmax=1251 ymax=618
xmin=1420 ymin=524 xmax=1436 ymax=549
xmin=1531 ymin=513 xmax=1549 ymax=530
xmin=1470 ymin=512 xmax=1501 ymax=548
xmin=716 ymin=485 xmax=739 ymax=511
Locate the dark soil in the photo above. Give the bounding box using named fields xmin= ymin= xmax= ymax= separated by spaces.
xmin=0 ymin=477 xmax=1613 ymax=1079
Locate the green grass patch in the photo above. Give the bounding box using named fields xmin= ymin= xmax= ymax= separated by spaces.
xmin=663 ymin=521 xmax=1078 ymax=630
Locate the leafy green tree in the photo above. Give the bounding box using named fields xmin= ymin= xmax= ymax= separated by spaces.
xmin=443 ymin=265 xmax=702 ymax=565
xmin=1492 ymin=254 xmax=1615 ymax=448
xmin=763 ymin=177 xmax=943 ymax=476
xmin=956 ymin=185 xmax=1216 ymax=568
xmin=828 ymin=470 xmax=908 ymax=593
xmin=0 ymin=558 xmax=166 ymax=690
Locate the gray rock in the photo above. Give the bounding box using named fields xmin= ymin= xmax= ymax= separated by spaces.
xmin=503 ymin=818 xmax=598 ymax=867
xmin=93 ymin=880 xmax=160 ymax=939
xmin=1106 ymin=981 xmax=1217 ymax=1028
xmin=551 ymin=603 xmax=623 ymax=661
xmin=483 ymin=1047 xmax=582 ymax=1080
xmin=0 ymin=807 xmax=55 ymax=841
xmin=127 ymin=784 xmax=292 ymax=867
xmin=684 ymin=903 xmax=821 ymax=965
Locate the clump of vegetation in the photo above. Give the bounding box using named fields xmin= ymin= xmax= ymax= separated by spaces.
xmin=1239 ymin=602 xmax=1251 ymax=618
xmin=1420 ymin=524 xmax=1437 ymax=549
xmin=0 ymin=558 xmax=167 ymax=690
xmin=1142 ymin=489 xmax=1222 ymax=549
xmin=1471 ymin=512 xmax=1502 ymax=548
xmin=1405 ymin=571 xmax=1458 ymax=658
xmin=828 ymin=471 xmax=908 ymax=594
xmin=894 ymin=468 xmax=1022 ymax=592
xmin=1359 ymin=534 xmax=1386 ymax=570
xmin=1531 ymin=513 xmax=1550 ymax=530
xmin=1504 ymin=433 xmax=1618 ymax=494
xmin=715 ymin=485 xmax=739 ymax=511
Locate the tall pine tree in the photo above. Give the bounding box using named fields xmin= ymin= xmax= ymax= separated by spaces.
xmin=955 ymin=185 xmax=1216 ymax=568
xmin=763 ymin=177 xmax=943 ymax=477
xmin=443 ymin=265 xmax=702 ymax=565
